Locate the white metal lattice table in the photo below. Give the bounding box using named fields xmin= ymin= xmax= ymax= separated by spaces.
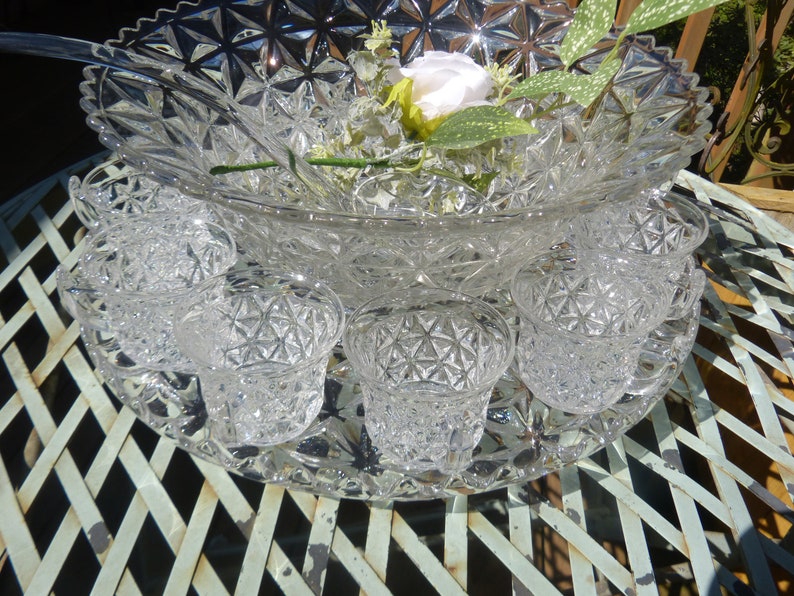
xmin=1 ymin=161 xmax=793 ymax=594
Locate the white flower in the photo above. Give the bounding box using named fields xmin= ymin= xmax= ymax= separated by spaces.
xmin=349 ymin=51 xmax=380 ymax=83
xmin=389 ymin=51 xmax=493 ymax=120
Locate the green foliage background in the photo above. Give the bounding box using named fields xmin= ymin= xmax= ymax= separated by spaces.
xmin=652 ymin=0 xmax=794 ymax=183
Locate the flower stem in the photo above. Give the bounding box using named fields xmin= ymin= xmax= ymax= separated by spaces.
xmin=531 ymin=98 xmax=577 ymax=120
xmin=395 ymin=145 xmax=428 ymax=173
xmin=210 ymin=156 xmax=394 ymax=175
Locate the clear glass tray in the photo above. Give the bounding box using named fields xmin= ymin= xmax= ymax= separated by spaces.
xmin=65 ymin=0 xmax=707 ymax=499
xmin=76 ymin=281 xmax=699 ymax=500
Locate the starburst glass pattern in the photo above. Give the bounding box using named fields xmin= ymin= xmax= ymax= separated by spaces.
xmin=511 ymin=251 xmax=669 ymax=413
xmin=575 ymin=192 xmax=710 ymax=258
xmin=69 ymin=157 xmax=210 ymax=230
xmin=70 ymin=272 xmax=702 ymax=498
xmin=79 ymin=214 xmax=238 ymax=371
xmin=76 ymin=0 xmax=713 ymax=306
xmin=344 ymin=288 xmax=514 ymax=472
xmin=573 ymin=192 xmax=710 ymax=317
xmin=174 ymin=267 xmax=345 ymax=446
xmin=83 ymin=215 xmax=237 ymax=293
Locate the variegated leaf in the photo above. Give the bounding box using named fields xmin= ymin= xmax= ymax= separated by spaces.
xmin=425 ymin=106 xmax=538 ymax=150
xmin=624 ymin=0 xmax=731 ymax=35
xmin=560 ymin=0 xmax=617 ymax=68
xmin=507 ymin=70 xmax=571 ymax=100
xmin=507 ymin=57 xmax=620 ymax=107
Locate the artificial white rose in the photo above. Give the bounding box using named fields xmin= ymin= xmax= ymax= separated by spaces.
xmin=389 ymin=51 xmax=494 ymax=121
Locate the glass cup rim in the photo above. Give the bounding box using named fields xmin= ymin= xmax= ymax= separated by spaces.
xmin=576 ymin=192 xmax=710 ymax=260
xmin=343 ymin=286 xmax=515 ymax=391
xmin=511 ymin=262 xmax=669 ymax=340
xmin=79 ymin=157 xmax=136 ymax=190
xmin=80 ymin=213 xmax=238 ymax=296
xmin=174 ymin=266 xmax=346 ymax=373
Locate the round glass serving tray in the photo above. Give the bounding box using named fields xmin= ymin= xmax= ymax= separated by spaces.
xmin=69 ymin=247 xmax=700 ymax=501
xmin=64 ymin=0 xmax=709 ymax=499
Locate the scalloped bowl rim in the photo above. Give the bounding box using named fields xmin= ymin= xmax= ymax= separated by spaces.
xmin=78 ymin=0 xmax=712 ymax=231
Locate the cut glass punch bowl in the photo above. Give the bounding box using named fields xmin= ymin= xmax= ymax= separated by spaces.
xmin=69 ymin=0 xmax=713 ymax=499
xmin=80 ymin=0 xmax=712 ymax=307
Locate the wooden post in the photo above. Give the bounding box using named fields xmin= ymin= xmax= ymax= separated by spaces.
xmin=615 ymin=0 xmax=642 ymax=25
xmin=675 ymin=8 xmax=716 ymax=72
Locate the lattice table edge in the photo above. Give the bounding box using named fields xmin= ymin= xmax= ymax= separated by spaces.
xmin=1 ymin=162 xmax=793 ymax=594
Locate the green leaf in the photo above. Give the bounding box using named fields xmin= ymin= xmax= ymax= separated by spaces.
xmin=425 ymin=106 xmax=538 ymax=150
xmin=559 ymin=0 xmax=617 ymax=69
xmin=507 ymin=70 xmax=572 ymax=100
xmin=462 ymin=170 xmax=500 ymax=194
xmin=624 ymin=0 xmax=731 ymax=36
xmin=507 ymin=58 xmax=620 ymax=107
xmin=383 ymin=77 xmax=412 ymax=108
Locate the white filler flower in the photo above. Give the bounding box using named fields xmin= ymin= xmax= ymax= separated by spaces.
xmin=390 ymin=51 xmax=493 ymax=120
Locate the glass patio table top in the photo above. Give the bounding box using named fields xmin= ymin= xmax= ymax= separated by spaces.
xmin=0 ymin=156 xmax=792 ymax=594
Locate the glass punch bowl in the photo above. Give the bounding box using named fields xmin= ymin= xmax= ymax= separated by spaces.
xmin=71 ymin=0 xmax=712 ymax=499
xmin=80 ymin=0 xmax=712 ymax=307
